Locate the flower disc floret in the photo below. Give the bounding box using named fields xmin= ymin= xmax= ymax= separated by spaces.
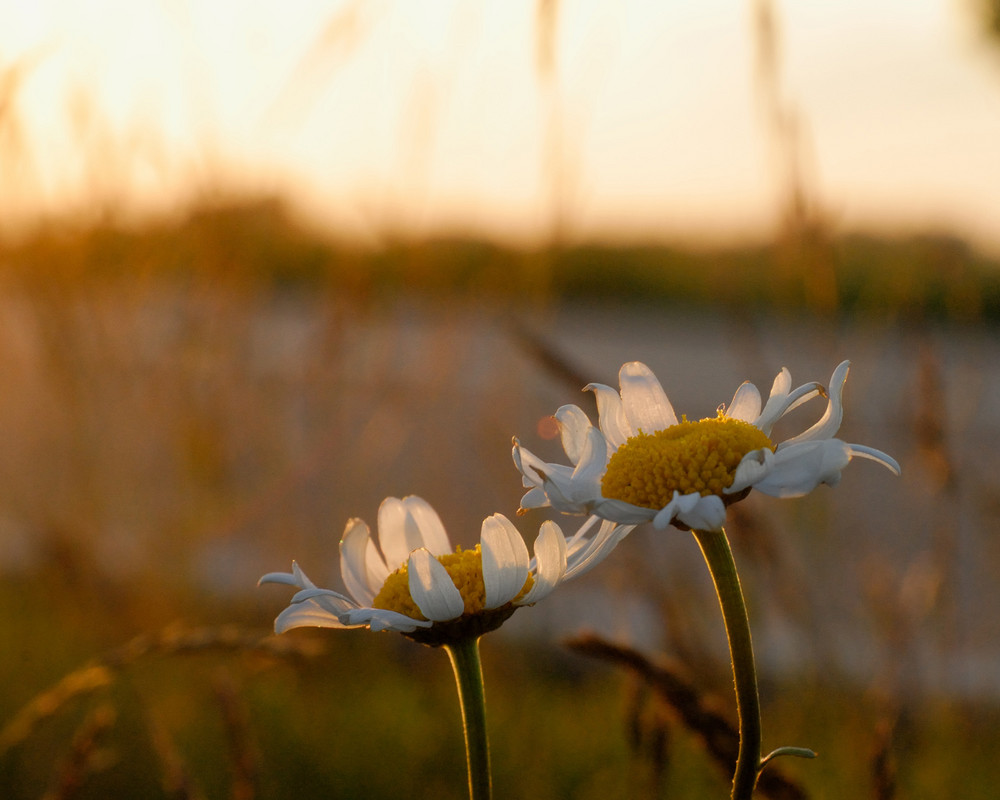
xmin=601 ymin=416 xmax=774 ymax=510
xmin=372 ymin=545 xmax=534 ymax=621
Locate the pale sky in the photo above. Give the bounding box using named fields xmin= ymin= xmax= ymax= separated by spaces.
xmin=1 ymin=0 xmax=999 ymax=254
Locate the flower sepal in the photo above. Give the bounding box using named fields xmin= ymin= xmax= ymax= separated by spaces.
xmin=404 ymin=605 xmax=520 ymax=647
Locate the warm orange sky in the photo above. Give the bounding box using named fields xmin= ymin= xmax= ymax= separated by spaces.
xmin=2 ymin=0 xmax=999 ymax=253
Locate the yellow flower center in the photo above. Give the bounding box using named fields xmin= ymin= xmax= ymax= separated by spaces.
xmin=372 ymin=545 xmax=534 ymax=622
xmin=600 ymin=415 xmax=774 ymax=510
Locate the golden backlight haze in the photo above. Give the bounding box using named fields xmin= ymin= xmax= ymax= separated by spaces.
xmin=1 ymin=0 xmax=999 ymax=252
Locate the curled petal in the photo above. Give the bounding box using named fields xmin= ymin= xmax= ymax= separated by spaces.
xmin=258 ymin=570 xmax=303 ymax=588
xmin=555 ymin=404 xmax=592 ymax=465
xmin=848 ymin=443 xmax=901 ymax=475
xmin=530 ymin=464 xmax=587 ymax=513
xmin=783 ymin=361 xmax=849 ymax=445
xmin=727 ymin=448 xmax=775 ymax=494
xmin=521 ymin=429 xmax=609 ymax=515
xmin=518 ymin=485 xmax=551 ymax=511
xmin=649 ymin=491 xmax=727 ymax=532
xmin=339 ymin=606 xmax=433 ymax=633
xmin=513 ymin=440 xmax=549 ymax=492
xmin=481 ymin=514 xmax=531 ymax=609
xmin=259 ymin=561 xmax=316 ymax=590
xmin=408 ymin=549 xmax=464 ymax=622
xmin=754 ymin=368 xmax=823 ymax=435
xmin=674 ymin=494 xmax=727 ymax=532
xmin=586 ymin=381 xmax=631 ymax=447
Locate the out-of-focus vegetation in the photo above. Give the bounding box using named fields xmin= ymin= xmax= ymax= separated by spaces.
xmin=4 ymin=573 xmax=1000 ymax=799
xmin=2 ymin=197 xmax=999 ymax=798
xmin=3 ymin=197 xmax=997 ymax=322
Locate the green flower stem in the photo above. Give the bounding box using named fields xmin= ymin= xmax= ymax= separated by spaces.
xmin=443 ymin=637 xmax=492 ymax=800
xmin=692 ymin=527 xmax=761 ymax=800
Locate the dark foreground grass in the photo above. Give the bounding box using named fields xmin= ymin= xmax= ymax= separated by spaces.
xmin=3 ymin=574 xmax=998 ymax=799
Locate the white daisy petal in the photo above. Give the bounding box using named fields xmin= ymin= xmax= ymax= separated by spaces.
xmin=339 ymin=607 xmax=433 ymax=633
xmin=619 ymin=361 xmax=679 ymax=433
xmin=481 ymin=514 xmax=531 ymax=608
xmin=783 ymin=360 xmax=849 ymax=445
xmin=754 ymin=369 xmax=823 ymax=434
xmin=675 ymin=495 xmax=727 ymax=532
xmin=400 ymin=495 xmax=452 ymax=557
xmin=291 ymin=561 xmax=317 ymax=588
xmin=727 ymin=381 xmax=762 ymax=422
xmin=274 ymin=598 xmax=352 ymax=633
xmin=848 ymin=443 xmax=901 ymax=475
xmin=377 ymin=497 xmax=422 ymax=570
xmin=518 ymin=486 xmax=551 ymax=511
xmin=521 ymin=435 xmax=605 ymax=515
xmin=408 ymin=548 xmax=465 ymax=622
xmin=651 ymin=490 xmax=704 ymax=530
xmin=563 ymin=519 xmax=633 ymax=580
xmin=258 ymin=570 xmax=303 ymax=588
xmin=512 ymin=440 xmax=550 ymax=492
xmin=561 ymin=514 xmax=601 ymax=559
xmin=586 ymin=381 xmax=631 ymax=446
xmin=555 ymin=404 xmax=593 ymax=465
xmin=753 ymin=368 xmax=792 ymax=433
xmin=518 ymin=521 xmax=568 ymax=605
xmin=378 ymin=496 xmax=450 ymax=570
xmin=259 ymin=561 xmax=319 ymax=590
xmin=363 ymin=536 xmax=390 ymax=595
xmin=592 ymin=497 xmax=660 ymax=525
xmin=340 ymin=518 xmax=379 ymax=606
xmin=570 ymin=426 xmax=609 ymax=490
xmin=726 ymin=448 xmax=775 ymax=494
xmin=750 ymin=439 xmax=852 ymax=497
xmin=535 ymin=470 xmax=588 ymax=514
xmin=289 ymin=587 xmax=356 ymax=608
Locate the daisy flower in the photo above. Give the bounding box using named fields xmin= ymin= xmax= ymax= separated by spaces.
xmin=259 ymin=495 xmax=632 ymax=647
xmin=513 ymin=360 xmax=900 ymax=532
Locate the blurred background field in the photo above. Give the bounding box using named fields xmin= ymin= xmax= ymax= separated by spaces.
xmin=3 ymin=1 xmax=1000 ymax=798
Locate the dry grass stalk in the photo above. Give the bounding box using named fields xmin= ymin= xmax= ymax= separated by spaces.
xmin=0 ymin=624 xmax=323 ymax=756
xmin=41 ymin=704 xmax=117 ymax=800
xmin=871 ymin=717 xmax=898 ymax=800
xmin=146 ymin=712 xmax=207 ymax=800
xmin=565 ymin=632 xmax=809 ymax=800
xmin=623 ymin=679 xmax=672 ymax=795
xmin=212 ymin=668 xmax=258 ymax=800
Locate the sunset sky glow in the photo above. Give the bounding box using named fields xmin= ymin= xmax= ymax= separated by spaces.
xmin=1 ymin=0 xmax=999 ymax=253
